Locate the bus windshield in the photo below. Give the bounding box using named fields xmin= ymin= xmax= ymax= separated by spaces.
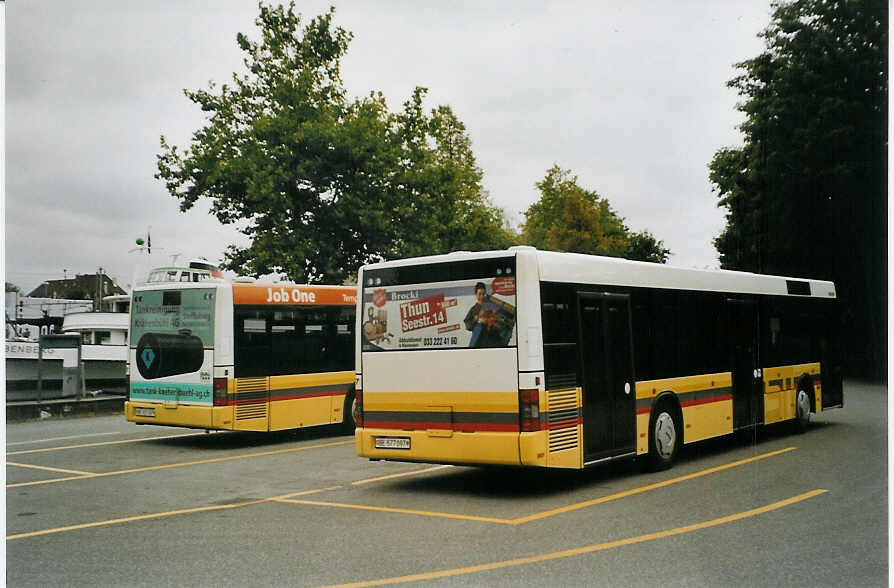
xmin=361 ymin=257 xmax=517 ymax=351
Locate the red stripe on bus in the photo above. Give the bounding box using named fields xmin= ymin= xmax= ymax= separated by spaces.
xmin=227 ymin=389 xmax=346 ymax=406
xmin=680 ymin=394 xmax=733 ymax=408
xmin=636 ymin=393 xmax=733 ymax=414
xmin=544 ymin=418 xmax=581 ymax=430
xmin=231 ymin=398 xmax=266 ymax=406
xmin=270 ymin=390 xmax=346 ymax=402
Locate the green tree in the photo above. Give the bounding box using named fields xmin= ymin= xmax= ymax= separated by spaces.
xmin=390 ymin=90 xmax=516 ymax=258
xmin=709 ymin=0 xmax=887 ymax=377
xmin=521 ymin=166 xmax=627 ymax=256
xmin=626 ymin=231 xmax=670 ymax=264
xmin=156 ymin=3 xmax=510 ymax=283
xmin=521 ymin=166 xmax=670 ymax=263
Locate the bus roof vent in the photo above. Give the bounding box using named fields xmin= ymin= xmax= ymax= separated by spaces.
xmin=233 ymin=277 xmax=256 ymax=283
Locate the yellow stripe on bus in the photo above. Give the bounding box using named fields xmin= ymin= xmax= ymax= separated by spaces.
xmin=266 ymin=371 xmax=355 ymax=390
xmin=362 ymin=391 xmax=518 ymax=413
xmin=636 ymin=372 xmax=732 ymax=400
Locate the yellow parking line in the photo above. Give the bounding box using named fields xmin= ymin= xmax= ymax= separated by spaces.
xmin=318 ymin=489 xmax=828 ymax=588
xmin=7 ymin=462 xmax=95 ymax=476
xmin=7 ymin=432 xmax=122 ymax=446
xmin=351 ymin=465 xmax=451 ymax=486
xmin=295 ymin=447 xmax=796 ymax=526
xmin=512 ymin=446 xmax=797 ymax=524
xmin=7 ymin=486 xmax=342 ymax=541
xmin=7 ymin=432 xmax=209 ymax=456
xmin=6 ymin=439 xmax=355 ymax=489
xmin=276 ymin=498 xmax=513 ymax=525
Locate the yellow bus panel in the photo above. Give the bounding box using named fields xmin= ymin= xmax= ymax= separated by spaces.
xmin=763 ymin=362 xmax=821 ymax=424
xmin=356 ymin=428 xmax=520 ymax=466
xmin=682 ymin=399 xmax=734 ymax=443
xmin=125 ymin=401 xmax=228 ymax=430
xmin=635 ymin=373 xmax=733 ymax=450
xmin=362 ymin=391 xmax=518 ymax=415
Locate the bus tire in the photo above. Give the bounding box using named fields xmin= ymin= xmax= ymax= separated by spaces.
xmin=647 ymin=400 xmax=680 ymax=471
xmin=341 ymin=388 xmax=357 ymax=434
xmin=794 ymin=381 xmax=812 ymax=434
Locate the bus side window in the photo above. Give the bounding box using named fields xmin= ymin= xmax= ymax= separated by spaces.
xmin=541 ymin=283 xmax=578 ymax=389
xmin=330 ymin=307 xmax=355 ymax=372
xmin=234 ymin=308 xmax=270 ymax=377
xmin=631 ymin=289 xmax=652 ymax=380
xmin=270 ymin=310 xmax=300 ymax=376
xmin=652 ymin=290 xmax=678 ymax=379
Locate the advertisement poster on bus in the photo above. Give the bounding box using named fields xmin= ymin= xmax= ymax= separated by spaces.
xmin=362 ymin=276 xmax=516 ymax=351
xmin=129 ymin=288 xmax=216 ymax=404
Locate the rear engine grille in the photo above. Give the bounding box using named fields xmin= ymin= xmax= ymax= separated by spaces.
xmin=549 ymin=427 xmax=579 ymax=452
xmin=236 ymin=378 xmax=268 ymax=420
xmin=547 ymin=388 xmax=580 ymax=453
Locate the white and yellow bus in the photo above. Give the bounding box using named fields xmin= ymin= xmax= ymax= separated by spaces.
xmin=126 ymin=275 xmax=358 ymax=432
xmin=353 ymin=247 xmax=843 ymax=470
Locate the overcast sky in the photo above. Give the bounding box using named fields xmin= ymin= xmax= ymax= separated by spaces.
xmin=6 ymin=1 xmax=774 ymax=294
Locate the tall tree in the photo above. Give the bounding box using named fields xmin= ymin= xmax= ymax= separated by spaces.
xmin=390 ymin=90 xmax=516 ymax=258
xmin=709 ymin=0 xmax=887 ymax=378
xmin=156 ymin=3 xmax=510 ymax=284
xmin=521 ymin=165 xmax=670 ymax=263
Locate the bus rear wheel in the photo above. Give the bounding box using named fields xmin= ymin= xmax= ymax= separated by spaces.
xmin=341 ymin=389 xmax=357 ymax=434
xmin=647 ymin=404 xmax=680 ymax=471
xmin=794 ymin=388 xmax=811 ymax=433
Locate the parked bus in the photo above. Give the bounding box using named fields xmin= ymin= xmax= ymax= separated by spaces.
xmin=353 ymin=247 xmax=843 ymax=470
xmin=126 ymin=272 xmax=358 ymax=432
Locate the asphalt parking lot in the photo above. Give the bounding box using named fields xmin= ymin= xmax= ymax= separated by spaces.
xmin=5 ymin=380 xmax=887 ymax=587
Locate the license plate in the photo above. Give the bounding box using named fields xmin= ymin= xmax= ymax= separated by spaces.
xmin=375 ymin=436 xmax=410 ymax=450
xmin=135 ymin=407 xmax=155 ymax=418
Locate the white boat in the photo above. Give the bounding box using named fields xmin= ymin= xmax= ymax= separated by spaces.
xmin=5 ymin=339 xmax=66 ymax=386
xmin=5 ymin=259 xmax=224 ymax=400
xmin=60 ymin=294 xmax=130 ymax=391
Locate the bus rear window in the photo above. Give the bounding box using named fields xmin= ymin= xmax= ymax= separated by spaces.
xmin=131 ymin=288 xmax=215 ymax=347
xmin=362 ymin=257 xmax=517 ymax=351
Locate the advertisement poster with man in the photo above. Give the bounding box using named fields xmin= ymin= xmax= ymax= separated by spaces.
xmin=362 ymin=275 xmax=516 ymax=351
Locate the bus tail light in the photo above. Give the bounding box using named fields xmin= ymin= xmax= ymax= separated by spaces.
xmin=213 ymin=378 xmax=228 ymax=406
xmin=519 ymin=388 xmax=541 ymax=432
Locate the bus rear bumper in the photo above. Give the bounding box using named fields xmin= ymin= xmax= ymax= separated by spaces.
xmin=125 ymin=401 xmax=227 ymax=429
xmin=355 ymin=427 xmax=522 ymax=466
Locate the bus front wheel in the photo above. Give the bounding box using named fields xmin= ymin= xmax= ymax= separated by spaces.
xmin=647 ymin=403 xmax=680 ymax=471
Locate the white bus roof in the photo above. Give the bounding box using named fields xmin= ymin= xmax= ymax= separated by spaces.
xmin=361 ymin=247 xmax=837 ymax=299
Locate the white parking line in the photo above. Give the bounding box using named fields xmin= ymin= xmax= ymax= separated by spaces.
xmin=7 ymin=432 xmax=122 ymax=446
xmin=7 ymin=432 xmax=210 ymax=456
xmin=7 ymin=462 xmax=95 ymax=476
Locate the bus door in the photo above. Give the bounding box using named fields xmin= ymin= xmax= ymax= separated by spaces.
xmin=727 ymin=298 xmax=762 ymax=429
xmin=577 ymin=292 xmax=636 ymax=463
